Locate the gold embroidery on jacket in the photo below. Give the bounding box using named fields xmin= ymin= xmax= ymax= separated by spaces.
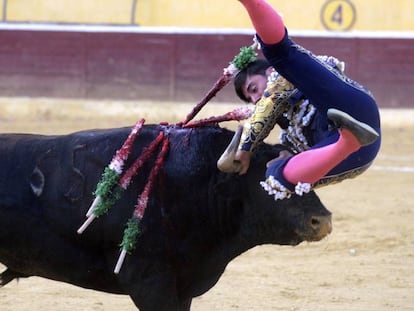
xmin=240 ymin=75 xmax=297 ymax=152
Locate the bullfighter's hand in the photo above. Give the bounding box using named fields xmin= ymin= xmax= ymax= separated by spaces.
xmin=235 ymin=149 xmax=252 ymax=175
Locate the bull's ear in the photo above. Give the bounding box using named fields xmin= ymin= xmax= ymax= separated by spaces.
xmin=253 ymin=143 xmax=295 ymax=164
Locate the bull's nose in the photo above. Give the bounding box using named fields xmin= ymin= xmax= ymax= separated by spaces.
xmin=308 ymin=215 xmax=332 ymax=241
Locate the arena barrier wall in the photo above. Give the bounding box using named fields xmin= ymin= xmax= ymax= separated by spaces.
xmin=0 ymin=25 xmax=413 ymax=108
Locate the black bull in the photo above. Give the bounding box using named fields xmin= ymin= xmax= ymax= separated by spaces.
xmin=0 ymin=124 xmax=332 ymax=310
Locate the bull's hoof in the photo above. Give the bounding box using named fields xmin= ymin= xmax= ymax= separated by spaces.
xmin=0 ymin=269 xmax=28 ymax=286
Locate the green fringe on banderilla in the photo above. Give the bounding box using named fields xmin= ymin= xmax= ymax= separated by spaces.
xmin=120 ymin=217 xmax=141 ymax=254
xmin=93 ymin=167 xmax=124 ymax=217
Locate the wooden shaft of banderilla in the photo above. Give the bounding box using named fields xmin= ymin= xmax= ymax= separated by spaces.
xmin=179 ymin=74 xmax=232 ymax=125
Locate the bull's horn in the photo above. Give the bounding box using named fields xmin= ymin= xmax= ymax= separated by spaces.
xmin=217 ymin=125 xmax=243 ymax=173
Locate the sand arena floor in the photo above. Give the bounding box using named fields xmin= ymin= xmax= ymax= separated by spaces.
xmin=0 ymin=98 xmax=413 ymax=311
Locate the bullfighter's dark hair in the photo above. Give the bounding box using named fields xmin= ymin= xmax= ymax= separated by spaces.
xmin=233 ymin=59 xmax=271 ymax=103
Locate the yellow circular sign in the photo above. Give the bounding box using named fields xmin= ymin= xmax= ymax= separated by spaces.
xmin=321 ymin=0 xmax=356 ymax=31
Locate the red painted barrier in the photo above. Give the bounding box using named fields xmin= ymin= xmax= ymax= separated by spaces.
xmin=0 ymin=27 xmax=412 ymax=108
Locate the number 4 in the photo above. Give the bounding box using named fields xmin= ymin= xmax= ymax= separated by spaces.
xmin=331 ymin=4 xmax=343 ymax=26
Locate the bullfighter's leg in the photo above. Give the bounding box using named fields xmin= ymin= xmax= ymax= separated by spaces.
xmin=238 ymin=0 xmax=285 ymax=44
xmin=282 ymin=128 xmax=361 ymax=185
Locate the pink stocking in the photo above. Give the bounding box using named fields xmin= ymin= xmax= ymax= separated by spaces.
xmin=239 ymin=0 xmax=286 ymax=44
xmin=283 ymin=129 xmax=361 ymax=185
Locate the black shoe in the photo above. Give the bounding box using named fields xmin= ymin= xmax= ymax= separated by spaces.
xmin=327 ymin=108 xmax=379 ymax=146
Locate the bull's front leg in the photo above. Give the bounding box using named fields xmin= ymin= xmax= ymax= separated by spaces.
xmin=123 ymin=266 xmax=191 ymax=311
xmin=129 ymin=280 xmax=192 ymax=311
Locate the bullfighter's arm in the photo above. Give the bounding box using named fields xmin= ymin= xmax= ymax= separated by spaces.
xmin=238 ymin=74 xmax=298 ymax=153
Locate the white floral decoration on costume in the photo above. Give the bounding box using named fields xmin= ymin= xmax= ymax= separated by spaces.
xmin=261 ymin=175 xmax=312 ymax=201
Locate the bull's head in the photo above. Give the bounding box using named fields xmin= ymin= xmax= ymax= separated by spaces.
xmin=217 ymin=126 xmax=332 ymax=245
xmin=217 ymin=125 xmax=243 ymax=173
